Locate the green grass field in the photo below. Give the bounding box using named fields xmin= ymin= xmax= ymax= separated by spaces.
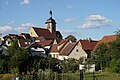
xmin=63 ymin=71 xmax=120 ymax=80
xmin=0 ymin=71 xmax=120 ymax=80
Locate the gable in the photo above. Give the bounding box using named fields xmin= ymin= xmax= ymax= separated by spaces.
xmin=59 ymin=42 xmax=78 ymax=56
xmin=68 ymin=42 xmax=87 ymax=59
xmin=29 ymin=27 xmax=39 ymax=37
xmin=32 ymin=27 xmax=55 ymax=39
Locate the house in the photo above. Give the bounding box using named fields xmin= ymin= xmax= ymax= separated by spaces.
xmin=18 ymin=39 xmax=32 ymax=48
xmin=93 ymin=35 xmax=117 ymax=51
xmin=4 ymin=33 xmax=31 ymax=47
xmin=50 ymin=40 xmax=87 ymax=60
xmin=79 ymin=39 xmax=98 ymax=58
xmin=26 ymin=42 xmax=48 ymax=57
xmin=0 ymin=39 xmax=7 ymax=55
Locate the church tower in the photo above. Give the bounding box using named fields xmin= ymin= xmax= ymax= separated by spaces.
xmin=45 ymin=10 xmax=56 ymax=35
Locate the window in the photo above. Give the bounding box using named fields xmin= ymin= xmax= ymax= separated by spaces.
xmin=8 ymin=41 xmax=10 ymax=44
xmin=25 ymin=42 xmax=28 ymax=44
xmin=56 ymin=54 xmax=59 ymax=58
xmin=76 ymin=49 xmax=79 ymax=52
xmin=53 ymin=54 xmax=55 ymax=58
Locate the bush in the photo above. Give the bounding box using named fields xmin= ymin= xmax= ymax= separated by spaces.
xmin=37 ymin=69 xmax=44 ymax=80
xmin=110 ymin=59 xmax=120 ymax=73
xmin=45 ymin=69 xmax=54 ymax=80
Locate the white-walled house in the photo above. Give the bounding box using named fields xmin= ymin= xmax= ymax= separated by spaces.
xmin=50 ymin=40 xmax=87 ymax=60
xmin=26 ymin=42 xmax=47 ymax=57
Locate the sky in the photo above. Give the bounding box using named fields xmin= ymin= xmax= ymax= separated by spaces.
xmin=0 ymin=0 xmax=120 ymax=40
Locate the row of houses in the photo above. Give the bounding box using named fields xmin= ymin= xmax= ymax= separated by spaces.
xmin=0 ymin=28 xmax=98 ymax=60
xmin=0 ymin=10 xmax=117 ymax=61
xmin=1 ymin=30 xmax=116 ymax=61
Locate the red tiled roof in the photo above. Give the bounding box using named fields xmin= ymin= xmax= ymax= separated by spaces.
xmin=56 ymin=31 xmax=63 ymax=39
xmin=80 ymin=40 xmax=98 ymax=51
xmin=58 ymin=39 xmax=68 ymax=46
xmin=20 ymin=33 xmax=31 ymax=39
xmin=18 ymin=39 xmax=32 ymax=47
xmin=37 ymin=40 xmax=53 ymax=47
xmin=32 ymin=27 xmax=55 ymax=39
xmin=8 ymin=34 xmax=25 ymax=39
xmin=58 ymin=39 xmax=69 ymax=51
xmin=59 ymin=42 xmax=78 ymax=56
xmin=26 ymin=42 xmax=42 ymax=48
xmin=50 ymin=39 xmax=68 ymax=53
xmin=50 ymin=44 xmax=59 ymax=52
xmin=8 ymin=34 xmax=18 ymax=39
xmin=93 ymin=35 xmax=117 ymax=51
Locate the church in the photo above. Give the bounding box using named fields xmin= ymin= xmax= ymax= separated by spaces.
xmin=28 ymin=10 xmax=63 ymax=42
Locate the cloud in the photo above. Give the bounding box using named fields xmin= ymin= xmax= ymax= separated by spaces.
xmin=0 ymin=22 xmax=39 ymax=35
xmin=15 ymin=22 xmax=40 ymax=33
xmin=7 ymin=21 xmax=14 ymax=25
xmin=65 ymin=17 xmax=78 ymax=22
xmin=21 ymin=0 xmax=30 ymax=5
xmin=0 ymin=26 xmax=14 ymax=34
xmin=79 ymin=15 xmax=112 ymax=29
xmin=66 ymin=5 xmax=73 ymax=9
xmin=61 ymin=30 xmax=80 ymax=35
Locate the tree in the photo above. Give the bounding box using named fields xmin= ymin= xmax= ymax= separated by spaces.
xmin=7 ymin=40 xmax=30 ymax=73
xmin=110 ymin=59 xmax=120 ymax=73
xmin=65 ymin=35 xmax=77 ymax=42
xmin=0 ymin=47 xmax=8 ymax=73
xmin=94 ymin=29 xmax=120 ymax=72
xmin=95 ymin=43 xmax=110 ymax=70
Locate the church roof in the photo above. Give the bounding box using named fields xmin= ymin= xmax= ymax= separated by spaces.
xmin=32 ymin=27 xmax=55 ymax=40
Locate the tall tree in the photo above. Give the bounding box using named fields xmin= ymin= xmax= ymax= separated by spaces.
xmin=7 ymin=40 xmax=30 ymax=73
xmin=95 ymin=43 xmax=110 ymax=70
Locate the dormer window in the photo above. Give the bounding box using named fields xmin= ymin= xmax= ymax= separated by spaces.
xmin=28 ymin=42 xmax=31 ymax=44
xmin=25 ymin=42 xmax=28 ymax=44
xmin=35 ymin=40 xmax=40 ymax=42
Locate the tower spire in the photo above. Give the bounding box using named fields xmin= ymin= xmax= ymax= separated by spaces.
xmin=49 ymin=10 xmax=52 ymax=18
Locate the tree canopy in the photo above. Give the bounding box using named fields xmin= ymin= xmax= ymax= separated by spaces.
xmin=65 ymin=35 xmax=77 ymax=42
xmin=94 ymin=29 xmax=120 ymax=73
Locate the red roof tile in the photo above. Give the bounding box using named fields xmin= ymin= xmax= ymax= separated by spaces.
xmin=59 ymin=42 xmax=78 ymax=56
xmin=20 ymin=33 xmax=31 ymax=39
xmin=93 ymin=35 xmax=117 ymax=51
xmin=26 ymin=42 xmax=42 ymax=48
xmin=37 ymin=40 xmax=53 ymax=47
xmin=80 ymin=40 xmax=98 ymax=51
xmin=32 ymin=27 xmax=55 ymax=39
xmin=18 ymin=39 xmax=32 ymax=47
xmin=56 ymin=31 xmax=63 ymax=39
xmin=50 ymin=44 xmax=59 ymax=52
